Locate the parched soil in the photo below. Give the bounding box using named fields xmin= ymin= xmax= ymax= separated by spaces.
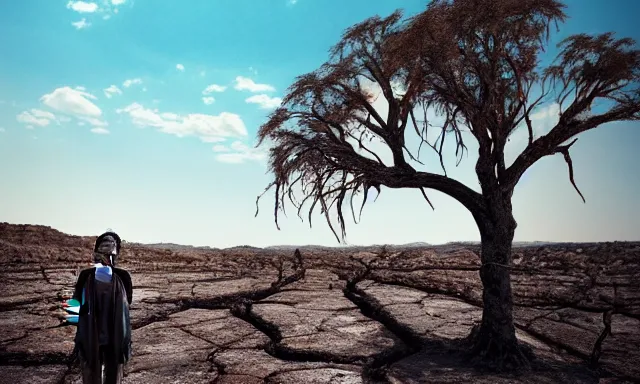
xmin=0 ymin=223 xmax=639 ymax=383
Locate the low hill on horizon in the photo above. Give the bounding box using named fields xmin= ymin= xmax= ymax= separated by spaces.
xmin=0 ymin=222 xmax=634 ymax=253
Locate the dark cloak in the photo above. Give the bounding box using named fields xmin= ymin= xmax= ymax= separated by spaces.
xmin=72 ymin=267 xmax=133 ymax=369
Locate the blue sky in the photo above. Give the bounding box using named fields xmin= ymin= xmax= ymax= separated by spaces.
xmin=0 ymin=0 xmax=638 ymax=247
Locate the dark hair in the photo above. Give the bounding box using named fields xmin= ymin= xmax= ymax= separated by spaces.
xmin=94 ymin=231 xmax=122 ymax=254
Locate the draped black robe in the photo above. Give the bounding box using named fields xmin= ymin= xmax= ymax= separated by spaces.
xmin=72 ymin=267 xmax=133 ymax=369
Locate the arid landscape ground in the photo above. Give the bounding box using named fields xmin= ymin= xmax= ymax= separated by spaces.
xmin=0 ymin=222 xmax=639 ymax=383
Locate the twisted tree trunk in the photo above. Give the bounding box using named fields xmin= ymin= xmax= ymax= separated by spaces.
xmin=468 ymin=194 xmax=532 ymax=370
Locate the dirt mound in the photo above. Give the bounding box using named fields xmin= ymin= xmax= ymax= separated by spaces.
xmin=0 ymin=222 xmax=94 ymax=248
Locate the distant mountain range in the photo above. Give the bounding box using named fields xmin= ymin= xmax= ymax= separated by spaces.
xmin=128 ymin=242 xmax=221 ymax=251
xmin=0 ymin=222 xmax=615 ymax=253
xmin=131 ymin=240 xmax=560 ymax=252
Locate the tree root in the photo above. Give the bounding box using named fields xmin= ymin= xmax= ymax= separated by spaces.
xmin=466 ymin=324 xmax=534 ymax=373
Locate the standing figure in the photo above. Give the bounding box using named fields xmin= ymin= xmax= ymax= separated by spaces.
xmin=72 ymin=231 xmax=133 ymax=384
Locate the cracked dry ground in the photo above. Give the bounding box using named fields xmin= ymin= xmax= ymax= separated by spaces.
xmin=1 ymin=245 xmax=640 ymax=383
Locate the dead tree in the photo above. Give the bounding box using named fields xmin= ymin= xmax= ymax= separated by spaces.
xmin=270 ymin=249 xmax=306 ymax=285
xmin=255 ymin=0 xmax=640 ymax=371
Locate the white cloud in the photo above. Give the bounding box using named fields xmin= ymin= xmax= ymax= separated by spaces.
xmin=17 ymin=110 xmax=54 ymax=127
xmin=234 ymin=76 xmax=275 ymax=92
xmin=202 ymin=97 xmax=215 ymax=105
xmin=16 ymin=108 xmax=79 ymax=129
xmin=19 ymin=88 xmax=108 ymax=131
xmin=160 ymin=112 xmax=179 ymax=120
xmin=176 ymin=64 xmax=185 ymax=72
xmin=245 ymin=94 xmax=282 ymax=109
xmin=202 ymin=84 xmax=227 ymax=94
xmin=248 ymin=67 xmax=258 ymax=75
xmin=30 ymin=109 xmax=57 ymax=120
xmin=67 ymin=0 xmax=128 ymax=25
xmin=122 ymin=78 xmax=142 ymax=88
xmin=529 ymin=102 xmax=560 ymax=131
xmin=212 ymin=145 xmax=230 ymax=152
xmin=116 ymin=103 xmax=247 ymax=143
xmin=79 ymin=116 xmax=108 ymax=127
xmin=117 ymin=103 xmax=164 ymax=126
xmin=40 ymin=86 xmax=101 ymax=117
xmin=72 ymin=18 xmax=91 ymax=29
xmin=67 ymin=1 xmax=98 ymax=13
xmin=201 ymin=137 xmax=226 ymax=143
xmin=91 ymin=127 xmax=110 ymax=134
xmin=103 ymin=85 xmax=122 ymax=98
xmin=215 ymin=141 xmax=266 ymax=164
xmin=505 ymin=102 xmax=561 ymax=165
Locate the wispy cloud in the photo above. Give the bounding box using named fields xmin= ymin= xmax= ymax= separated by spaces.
xmin=17 ymin=110 xmax=54 ymax=127
xmin=103 ymin=85 xmax=123 ymax=98
xmin=66 ymin=0 xmax=129 ymax=27
xmin=504 ymin=102 xmax=561 ymax=165
xmin=0 ymin=127 xmax=5 ymax=133
xmin=234 ymin=76 xmax=275 ymax=92
xmin=90 ymin=127 xmax=110 ymax=134
xmin=212 ymin=145 xmax=229 ymax=152
xmin=66 ymin=1 xmax=99 ymax=13
xmin=214 ymin=141 xmax=266 ymax=164
xmin=176 ymin=63 xmax=185 ymax=72
xmin=79 ymin=116 xmax=108 ymax=127
xmin=116 ymin=103 xmax=247 ymax=145
xmin=16 ymin=108 xmax=74 ymax=129
xmin=202 ymin=97 xmax=215 ymax=105
xmin=202 ymin=84 xmax=227 ymax=94
xmin=160 ymin=112 xmax=179 ymax=120
xmin=245 ymin=94 xmax=282 ymax=109
xmin=72 ymin=18 xmax=91 ymax=29
xmin=31 ymin=109 xmax=57 ymax=120
xmin=122 ymin=78 xmax=142 ymax=88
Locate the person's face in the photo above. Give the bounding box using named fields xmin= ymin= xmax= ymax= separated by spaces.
xmin=95 ymin=236 xmax=117 ymax=265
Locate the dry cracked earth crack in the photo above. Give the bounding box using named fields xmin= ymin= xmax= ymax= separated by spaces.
xmin=1 ymin=236 xmax=640 ymax=383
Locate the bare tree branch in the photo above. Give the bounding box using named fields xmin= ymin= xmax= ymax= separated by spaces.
xmin=502 ymin=33 xmax=640 ymax=191
xmin=255 ymin=10 xmax=491 ymax=242
xmin=553 ymin=138 xmax=585 ymax=203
